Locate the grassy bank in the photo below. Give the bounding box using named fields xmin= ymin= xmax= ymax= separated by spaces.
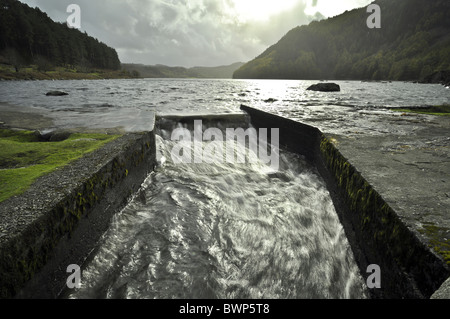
xmin=0 ymin=129 xmax=121 ymax=203
xmin=0 ymin=63 xmax=137 ymax=81
xmin=392 ymin=105 xmax=450 ymax=116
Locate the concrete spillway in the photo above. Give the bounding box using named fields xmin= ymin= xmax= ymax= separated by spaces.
xmin=0 ymin=106 xmax=448 ymax=299
xmin=240 ymin=105 xmax=450 ymax=299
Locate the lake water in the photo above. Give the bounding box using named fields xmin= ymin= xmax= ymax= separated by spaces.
xmin=0 ymin=78 xmax=449 ymax=134
xmin=1 ymin=79 xmax=449 ymax=299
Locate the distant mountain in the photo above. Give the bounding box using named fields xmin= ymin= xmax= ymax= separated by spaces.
xmin=122 ymin=62 xmax=245 ymax=79
xmin=233 ymin=0 xmax=450 ymax=81
xmin=0 ymin=0 xmax=121 ymax=71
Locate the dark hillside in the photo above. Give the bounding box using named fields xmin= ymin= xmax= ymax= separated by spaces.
xmin=0 ymin=0 xmax=121 ymax=71
xmin=234 ymin=0 xmax=450 ymax=81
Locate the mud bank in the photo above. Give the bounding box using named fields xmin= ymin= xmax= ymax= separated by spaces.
xmin=241 ymin=105 xmax=450 ymax=299
xmin=0 ymin=123 xmax=156 ymax=298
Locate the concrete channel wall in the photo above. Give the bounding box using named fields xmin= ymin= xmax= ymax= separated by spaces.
xmin=1 ymin=107 xmax=448 ymax=299
xmin=241 ymin=105 xmax=450 ymax=299
xmin=0 ymin=127 xmax=156 ymax=299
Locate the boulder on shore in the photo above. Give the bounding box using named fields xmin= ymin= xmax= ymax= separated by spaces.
xmin=307 ymin=83 xmax=341 ymax=92
xmin=34 ymin=130 xmax=71 ymax=142
xmin=46 ymin=91 xmax=69 ymax=96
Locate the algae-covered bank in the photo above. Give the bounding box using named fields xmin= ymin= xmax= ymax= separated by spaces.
xmin=390 ymin=105 xmax=450 ymax=116
xmin=0 ymin=129 xmax=121 ymax=203
xmin=0 ymin=125 xmax=156 ymax=298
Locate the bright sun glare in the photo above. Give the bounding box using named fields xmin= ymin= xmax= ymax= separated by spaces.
xmin=231 ymin=0 xmax=300 ymax=21
xmin=232 ymin=0 xmax=372 ymax=21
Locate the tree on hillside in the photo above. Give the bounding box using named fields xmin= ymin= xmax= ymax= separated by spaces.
xmin=0 ymin=0 xmax=121 ymax=71
xmin=233 ymin=0 xmax=450 ymax=81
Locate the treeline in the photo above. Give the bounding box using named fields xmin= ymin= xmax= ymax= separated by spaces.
xmin=234 ymin=0 xmax=450 ymax=81
xmin=122 ymin=62 xmax=245 ymax=79
xmin=0 ymin=0 xmax=121 ymax=71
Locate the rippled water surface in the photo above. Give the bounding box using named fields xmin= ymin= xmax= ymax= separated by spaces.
xmin=1 ymin=78 xmax=449 ymax=134
xmin=67 ymin=131 xmax=367 ymax=299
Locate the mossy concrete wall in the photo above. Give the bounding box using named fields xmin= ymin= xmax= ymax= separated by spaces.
xmin=241 ymin=105 xmax=450 ymax=299
xmin=0 ymin=129 xmax=156 ymax=299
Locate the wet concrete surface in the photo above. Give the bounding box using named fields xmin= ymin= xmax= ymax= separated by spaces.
xmin=0 ymin=103 xmax=54 ymax=131
xmin=432 ymin=277 xmax=450 ymax=299
xmin=0 ymin=102 xmax=154 ymax=133
xmin=320 ymin=110 xmax=450 ymax=298
xmin=326 ymin=113 xmax=450 ymax=251
xmin=280 ymin=103 xmax=450 ymax=261
xmin=241 ymin=104 xmax=450 ymax=298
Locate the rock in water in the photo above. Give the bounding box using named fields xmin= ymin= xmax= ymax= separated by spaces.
xmin=35 ymin=130 xmax=71 ymax=142
xmin=46 ymin=91 xmax=69 ymax=96
xmin=307 ymin=83 xmax=341 ymax=92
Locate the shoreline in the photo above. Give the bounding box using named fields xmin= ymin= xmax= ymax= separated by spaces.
xmin=1 ymin=65 xmax=448 ymax=85
xmin=0 ymin=64 xmax=137 ymax=82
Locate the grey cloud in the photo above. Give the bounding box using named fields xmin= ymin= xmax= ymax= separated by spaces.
xmin=19 ymin=0 xmax=320 ymax=67
xmin=246 ymin=1 xmax=311 ymax=46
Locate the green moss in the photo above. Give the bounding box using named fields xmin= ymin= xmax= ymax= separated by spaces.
xmin=419 ymin=223 xmax=450 ymax=265
xmin=392 ymin=105 xmax=450 ymax=116
xmin=319 ymin=134 xmax=439 ymax=273
xmin=0 ymin=132 xmax=154 ymax=298
xmin=0 ymin=129 xmax=121 ymax=203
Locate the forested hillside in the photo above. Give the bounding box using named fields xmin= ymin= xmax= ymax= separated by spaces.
xmin=0 ymin=0 xmax=121 ymax=72
xmin=233 ymin=0 xmax=450 ymax=81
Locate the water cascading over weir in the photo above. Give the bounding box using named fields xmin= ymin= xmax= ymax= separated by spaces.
xmin=238 ymin=105 xmax=450 ymax=299
xmin=1 ymin=105 xmax=448 ymax=299
xmin=148 ymin=105 xmax=449 ymax=299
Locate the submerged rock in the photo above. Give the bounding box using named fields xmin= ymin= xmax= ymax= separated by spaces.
xmin=35 ymin=130 xmax=71 ymax=142
xmin=307 ymin=83 xmax=341 ymax=92
xmin=46 ymin=91 xmax=69 ymax=96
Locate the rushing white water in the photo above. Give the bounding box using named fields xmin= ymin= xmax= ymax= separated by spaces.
xmin=2 ymin=78 xmax=447 ymax=299
xmin=66 ymin=121 xmax=368 ymax=299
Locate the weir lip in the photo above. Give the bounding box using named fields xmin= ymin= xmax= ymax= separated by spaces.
xmin=155 ymin=113 xmax=251 ymax=132
xmin=240 ymin=105 xmax=450 ymax=299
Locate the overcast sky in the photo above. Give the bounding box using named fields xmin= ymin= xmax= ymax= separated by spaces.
xmin=19 ymin=0 xmax=372 ymax=67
